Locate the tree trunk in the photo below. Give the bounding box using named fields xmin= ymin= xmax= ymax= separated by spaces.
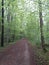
xmin=7 ymin=11 xmax=11 ymax=43
xmin=39 ymin=0 xmax=47 ymax=52
xmin=1 ymin=0 xmax=4 ymax=47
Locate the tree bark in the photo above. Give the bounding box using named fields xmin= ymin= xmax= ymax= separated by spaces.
xmin=39 ymin=0 xmax=47 ymax=52
xmin=1 ymin=0 xmax=4 ymax=47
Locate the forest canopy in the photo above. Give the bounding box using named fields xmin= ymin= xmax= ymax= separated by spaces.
xmin=0 ymin=0 xmax=49 ymax=47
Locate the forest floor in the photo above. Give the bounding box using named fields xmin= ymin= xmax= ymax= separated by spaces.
xmin=0 ymin=38 xmax=49 ymax=65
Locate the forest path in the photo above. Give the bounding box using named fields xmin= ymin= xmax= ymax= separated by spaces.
xmin=0 ymin=38 xmax=37 ymax=65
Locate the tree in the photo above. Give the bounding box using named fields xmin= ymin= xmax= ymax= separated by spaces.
xmin=38 ymin=0 xmax=47 ymax=52
xmin=1 ymin=0 xmax=4 ymax=47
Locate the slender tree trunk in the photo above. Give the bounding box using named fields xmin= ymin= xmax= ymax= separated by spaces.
xmin=1 ymin=0 xmax=4 ymax=47
xmin=39 ymin=0 xmax=47 ymax=52
xmin=7 ymin=3 xmax=11 ymax=43
xmin=7 ymin=11 xmax=11 ymax=42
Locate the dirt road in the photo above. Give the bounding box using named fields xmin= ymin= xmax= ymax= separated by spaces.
xmin=0 ymin=38 xmax=36 ymax=65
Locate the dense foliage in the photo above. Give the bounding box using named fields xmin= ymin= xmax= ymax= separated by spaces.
xmin=0 ymin=0 xmax=49 ymax=46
